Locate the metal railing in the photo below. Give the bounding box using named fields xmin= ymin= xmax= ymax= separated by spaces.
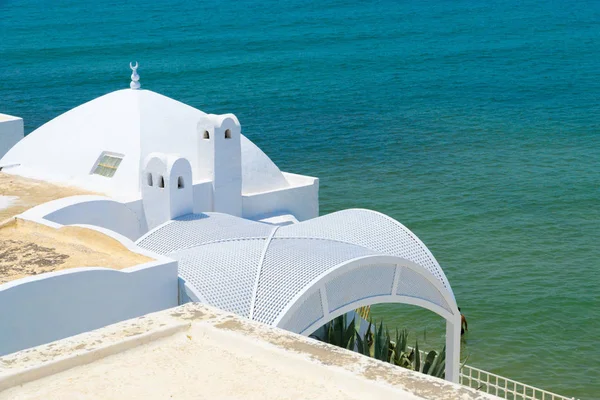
xmin=354 ymin=310 xmax=576 ymax=400
xmin=459 ymin=364 xmax=577 ymax=400
xmin=409 ymin=347 xmax=576 ymax=400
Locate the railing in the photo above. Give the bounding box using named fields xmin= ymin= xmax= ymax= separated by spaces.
xmin=353 ymin=309 xmax=577 ymax=400
xmin=410 ymin=347 xmax=576 ymax=400
xmin=459 ymin=364 xmax=577 ymax=400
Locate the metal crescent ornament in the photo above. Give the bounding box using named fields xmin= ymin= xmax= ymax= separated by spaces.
xmin=129 ymin=61 xmax=141 ymax=89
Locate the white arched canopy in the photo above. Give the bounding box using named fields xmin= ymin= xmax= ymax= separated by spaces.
xmin=136 ymin=209 xmax=461 ymax=382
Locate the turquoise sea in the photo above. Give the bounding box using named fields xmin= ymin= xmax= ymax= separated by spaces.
xmin=1 ymin=0 xmax=599 ymax=398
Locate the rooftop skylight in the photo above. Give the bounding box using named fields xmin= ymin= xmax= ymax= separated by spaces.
xmin=92 ymin=153 xmax=123 ymax=178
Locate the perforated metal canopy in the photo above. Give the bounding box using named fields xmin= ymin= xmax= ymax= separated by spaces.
xmin=137 ymin=209 xmax=463 ymax=382
xmin=137 ymin=209 xmax=457 ymax=332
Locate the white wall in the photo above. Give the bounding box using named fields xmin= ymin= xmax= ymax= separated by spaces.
xmin=167 ymin=157 xmax=193 ymax=219
xmin=124 ymin=198 xmax=149 ymax=235
xmin=0 ymin=260 xmax=178 ymax=356
xmin=31 ymin=196 xmax=144 ymax=241
xmin=242 ymin=175 xmax=319 ymax=221
xmin=192 ymin=181 xmax=213 ymax=214
xmin=0 ymin=114 xmax=23 ymax=161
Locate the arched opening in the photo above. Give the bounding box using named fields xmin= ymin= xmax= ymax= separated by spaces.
xmin=224 ymin=129 xmax=231 ymax=139
xmin=203 ymin=130 xmax=210 ymax=140
xmin=177 ymin=176 xmax=185 ymax=189
xmin=273 ymin=257 xmax=461 ymax=383
xmin=158 ymin=175 xmax=165 ymax=188
xmin=147 ymin=173 xmax=153 ymax=187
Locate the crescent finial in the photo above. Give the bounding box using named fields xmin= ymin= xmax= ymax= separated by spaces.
xmin=129 ymin=62 xmax=141 ymax=90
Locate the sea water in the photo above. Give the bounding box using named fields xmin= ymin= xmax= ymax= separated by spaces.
xmin=1 ymin=0 xmax=599 ymax=398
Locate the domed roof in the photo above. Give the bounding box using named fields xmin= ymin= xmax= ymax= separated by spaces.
xmin=1 ymin=88 xmax=290 ymax=198
xmin=240 ymin=136 xmax=289 ymax=195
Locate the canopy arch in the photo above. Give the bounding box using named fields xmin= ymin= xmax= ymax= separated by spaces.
xmin=276 ymin=255 xmax=456 ymax=334
xmin=136 ymin=209 xmax=461 ymax=381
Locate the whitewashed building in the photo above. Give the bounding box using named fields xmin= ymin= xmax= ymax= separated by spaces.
xmin=0 ymin=65 xmax=318 ymax=237
xmin=0 ymin=64 xmax=462 ymax=382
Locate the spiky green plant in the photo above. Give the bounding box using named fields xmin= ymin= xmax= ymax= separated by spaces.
xmin=355 ymin=320 xmax=372 ymax=356
xmin=391 ymin=328 xmax=412 ymax=369
xmin=323 ymin=314 xmax=356 ymax=350
xmin=316 ymin=315 xmax=447 ymax=379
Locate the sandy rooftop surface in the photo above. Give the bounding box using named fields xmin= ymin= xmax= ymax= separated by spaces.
xmin=0 ymin=172 xmax=91 ymax=223
xmin=0 ymin=219 xmax=152 ymax=284
xmin=0 ymin=303 xmax=496 ymax=400
xmin=0 ymin=307 xmax=428 ymax=400
xmin=0 ymin=173 xmax=151 ymax=284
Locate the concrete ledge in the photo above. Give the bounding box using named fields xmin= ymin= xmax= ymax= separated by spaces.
xmin=0 ymin=303 xmax=499 ymax=399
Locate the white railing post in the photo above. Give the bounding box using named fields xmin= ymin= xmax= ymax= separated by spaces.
xmin=445 ymin=316 xmax=461 ymax=383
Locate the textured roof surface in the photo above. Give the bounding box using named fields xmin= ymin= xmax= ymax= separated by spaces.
xmin=137 ymin=209 xmax=456 ymax=333
xmin=0 ymin=218 xmax=152 ymax=285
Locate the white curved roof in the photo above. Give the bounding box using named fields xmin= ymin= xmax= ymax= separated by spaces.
xmin=240 ymin=136 xmax=289 ymax=194
xmin=0 ymin=89 xmax=290 ymax=197
xmin=136 ymin=209 xmax=457 ymax=334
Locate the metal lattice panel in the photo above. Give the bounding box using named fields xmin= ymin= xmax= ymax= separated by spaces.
xmin=276 ymin=209 xmax=452 ymax=295
xmin=325 ymin=264 xmax=396 ymax=313
xmin=137 ymin=213 xmax=273 ymax=255
xmin=253 ymin=238 xmax=377 ymax=325
xmin=396 ymin=267 xmax=452 ymax=313
xmin=279 ymin=289 xmax=324 ymax=334
xmin=172 ymin=238 xmax=265 ymax=317
xmin=136 ymin=210 xmax=457 ymax=334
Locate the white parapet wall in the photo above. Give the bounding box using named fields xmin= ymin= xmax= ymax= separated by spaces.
xmin=0 ymin=261 xmax=178 ymax=356
xmin=0 ymin=220 xmax=178 ymax=356
xmin=0 ymin=303 xmax=501 ymax=399
xmin=19 ymin=195 xmax=145 ymax=241
xmin=242 ymin=172 xmax=319 ymax=221
xmin=0 ymin=114 xmax=23 ymax=161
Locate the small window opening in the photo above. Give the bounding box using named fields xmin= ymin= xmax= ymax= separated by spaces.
xmin=177 ymin=176 xmax=185 ymax=189
xmin=224 ymin=129 xmax=231 ymax=139
xmin=147 ymin=173 xmax=153 ymax=187
xmin=158 ymin=175 xmax=165 ymax=188
xmin=203 ymin=130 xmax=210 ymax=140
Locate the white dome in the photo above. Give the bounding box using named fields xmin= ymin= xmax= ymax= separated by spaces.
xmin=1 ymin=89 xmax=205 ymax=198
xmin=1 ymin=88 xmax=291 ymax=198
xmin=240 ymin=136 xmax=289 ymax=195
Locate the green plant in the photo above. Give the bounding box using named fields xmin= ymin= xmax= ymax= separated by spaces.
xmin=421 ymin=346 xmax=445 ymax=378
xmin=391 ymin=328 xmax=412 ymax=369
xmin=355 ymin=320 xmax=372 ymax=356
xmin=322 ymin=314 xmax=356 ymax=350
xmin=373 ymin=321 xmax=390 ymax=362
xmin=316 ymin=315 xmax=447 ymax=379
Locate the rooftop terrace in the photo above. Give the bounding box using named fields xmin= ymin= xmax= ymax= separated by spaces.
xmin=0 ymin=172 xmax=151 ymax=284
xmin=0 ymin=218 xmax=152 ymax=285
xmin=0 ymin=172 xmax=90 ymax=223
xmin=0 ymin=303 xmax=499 ymax=400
